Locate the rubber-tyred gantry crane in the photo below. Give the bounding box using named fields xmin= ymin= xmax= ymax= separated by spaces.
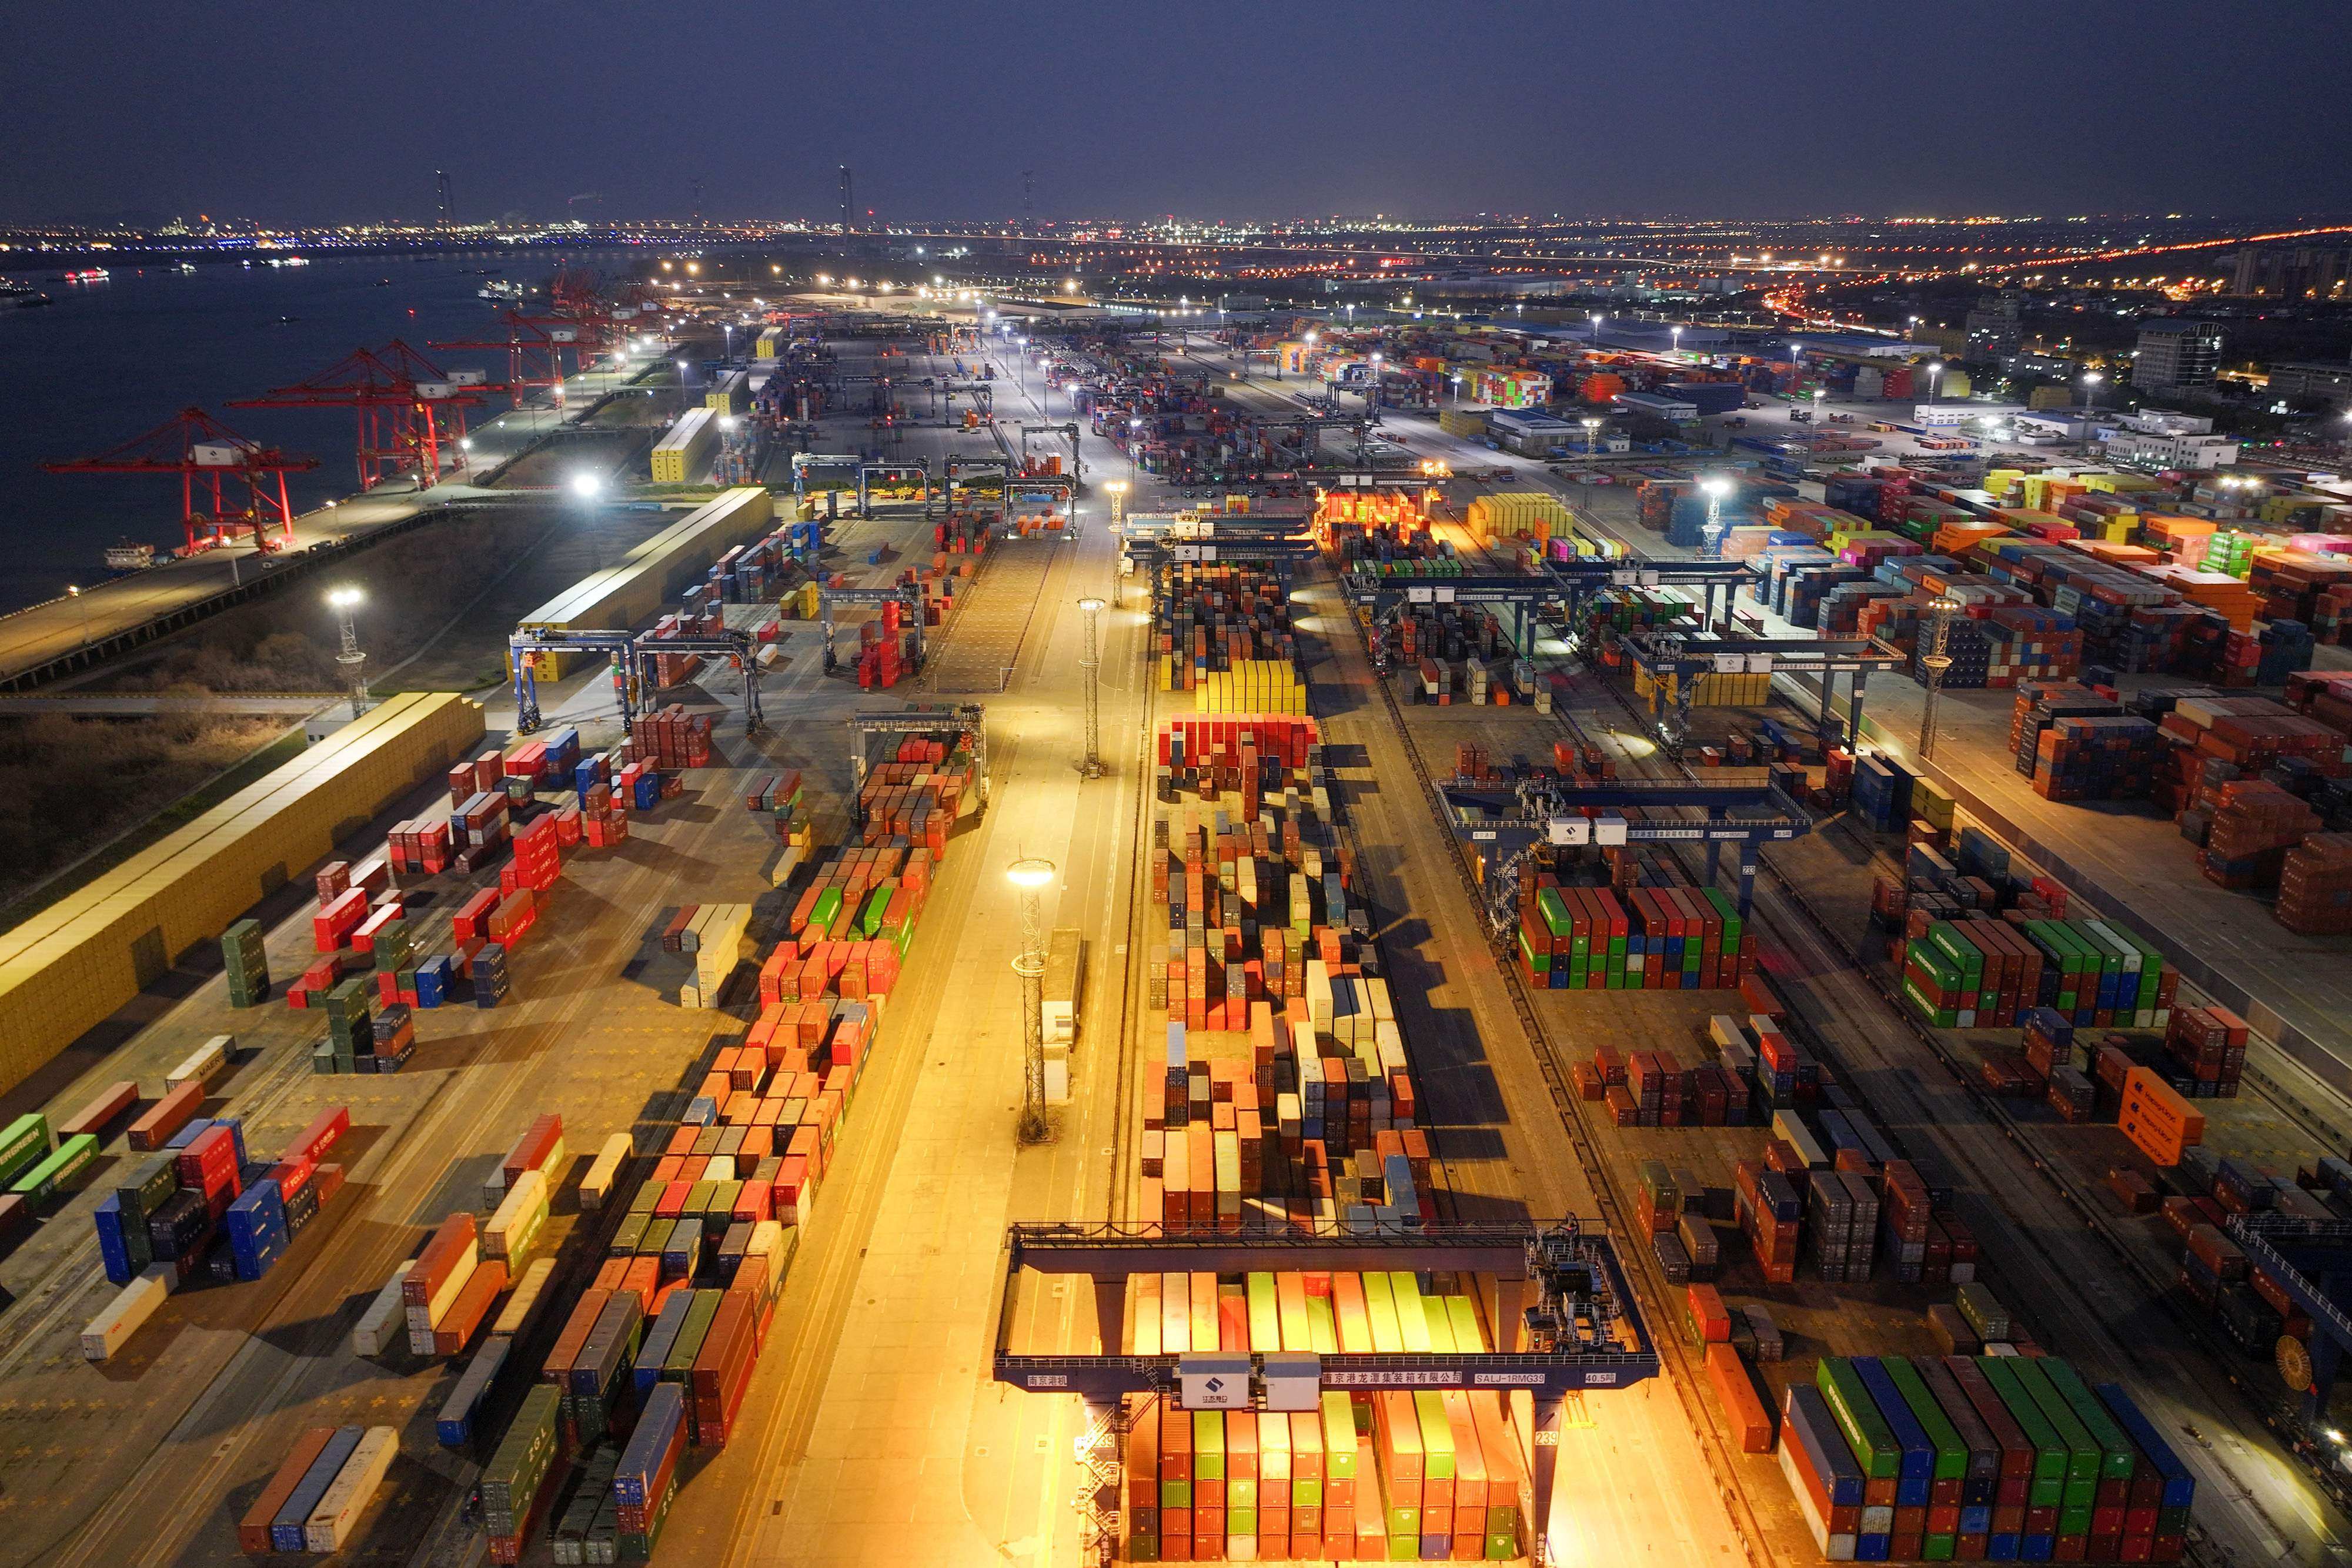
xmin=41 ymin=406 xmax=320 ymax=554
xmin=231 ymin=340 xmax=491 ymax=490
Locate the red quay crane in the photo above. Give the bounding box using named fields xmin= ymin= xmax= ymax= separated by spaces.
xmin=231 ymin=340 xmax=492 ymax=491
xmin=432 ymin=310 xmax=595 ymax=407
xmin=41 ymin=406 xmax=320 ymax=554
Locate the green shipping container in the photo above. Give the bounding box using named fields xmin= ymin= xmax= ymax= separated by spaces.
xmin=2004 ymin=1356 xmax=2101 ymax=1487
xmin=0 ymin=1114 xmax=50 ymax=1189
xmin=2038 ymin=1358 xmax=2137 ymax=1480
xmin=1883 ymin=1356 xmax=1967 ymax=1482
xmin=482 ymin=1384 xmax=562 ymax=1522
xmin=9 ymin=1132 xmax=98 ymax=1201
xmin=1976 ymin=1356 xmax=2067 ymax=1505
xmin=1817 ymin=1358 xmax=1901 ymax=1478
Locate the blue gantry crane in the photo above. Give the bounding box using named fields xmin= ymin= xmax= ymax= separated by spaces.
xmin=1441 ymin=775 xmax=1813 ymax=930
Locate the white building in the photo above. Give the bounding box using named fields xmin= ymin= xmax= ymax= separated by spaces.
xmin=2012 ymin=410 xmax=2103 ymax=442
xmin=1913 ymin=402 xmax=2028 ymax=429
xmin=2116 ymin=408 xmax=2214 ymax=436
xmin=2103 ymin=424 xmax=2239 ymax=469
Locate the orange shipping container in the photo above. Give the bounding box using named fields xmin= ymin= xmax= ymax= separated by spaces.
xmin=2120 ymin=1066 xmax=2204 ymax=1161
xmin=1705 ymin=1343 xmax=1774 ymax=1452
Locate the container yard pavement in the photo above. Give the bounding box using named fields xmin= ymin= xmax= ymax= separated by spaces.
xmin=1287 ymin=577 xmax=1755 ymax=1567
xmin=690 ymin=357 xmax=1147 ymax=1568
xmin=0 ymin=736 xmax=753 ymax=1565
xmin=1206 ymin=340 xmax=2346 ymax=1563
xmin=0 ymin=328 xmax=1107 ymax=1567
xmin=1238 ymin=342 xmax=2352 ymax=1140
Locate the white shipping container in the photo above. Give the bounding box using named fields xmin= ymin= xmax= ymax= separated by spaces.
xmin=492 ymin=1257 xmax=558 ymax=1338
xmin=578 ymin=1134 xmax=632 ymax=1211
xmin=485 ymin=1170 xmax=549 ymax=1259
xmin=304 ymin=1426 xmax=397 ymax=1553
xmin=81 ymin=1270 xmax=169 ymax=1362
xmin=353 ymin=1262 xmax=414 ymax=1356
xmin=165 ymin=1034 xmax=233 ymax=1091
xmin=423 ymin=1248 xmax=478 ymax=1326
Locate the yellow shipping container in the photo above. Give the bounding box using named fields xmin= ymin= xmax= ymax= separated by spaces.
xmin=0 ymin=692 xmax=485 ymax=1095
xmin=650 ymin=407 xmax=718 ymax=484
xmin=704 ymin=369 xmax=749 ymax=415
xmin=2083 ymin=472 xmax=2160 ymax=495
xmin=1634 ymin=668 xmax=1772 ymax=708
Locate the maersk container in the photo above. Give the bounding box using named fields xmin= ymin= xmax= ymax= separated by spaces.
xmin=270 ymin=1426 xmax=364 ymax=1552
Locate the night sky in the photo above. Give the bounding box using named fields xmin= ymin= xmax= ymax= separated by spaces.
xmin=5 ymin=1 xmax=2348 ymax=226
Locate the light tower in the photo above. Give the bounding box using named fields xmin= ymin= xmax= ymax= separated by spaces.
xmin=329 ymin=587 xmax=368 ymax=718
xmin=1008 ymin=858 xmax=1057 ymax=1144
xmin=1918 ymin=596 xmax=1957 ymax=763
xmin=1699 ymin=474 xmax=1732 ymax=560
xmin=1078 ymin=597 xmax=1106 ymax=778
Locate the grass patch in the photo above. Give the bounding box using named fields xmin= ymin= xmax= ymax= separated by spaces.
xmin=0 ymin=723 xmax=308 ymax=938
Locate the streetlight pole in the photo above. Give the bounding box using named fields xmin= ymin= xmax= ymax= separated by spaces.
xmin=1918 ymin=597 xmax=1956 ymax=763
xmin=2079 ymin=372 xmax=2103 ymax=410
xmin=1699 ymin=475 xmax=1731 ymax=560
xmin=329 ymin=587 xmax=368 ymax=718
xmin=1926 ymin=360 xmax=1944 ymax=406
xmin=1127 ymin=417 xmax=1142 ymax=486
xmin=1077 ymin=597 xmax=1105 ymax=778
xmin=1007 ymin=858 xmax=1056 ymax=1144
xmin=66 ymin=584 xmax=89 ymax=646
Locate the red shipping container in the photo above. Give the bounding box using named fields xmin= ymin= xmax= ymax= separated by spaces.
xmin=126 ymin=1081 xmax=205 ymax=1151
xmin=403 ymin=1212 xmax=479 ymax=1308
xmin=56 ymin=1079 xmax=139 ymax=1139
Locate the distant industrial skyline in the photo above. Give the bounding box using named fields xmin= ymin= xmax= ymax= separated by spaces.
xmin=2 ymin=2 xmax=2348 ymax=228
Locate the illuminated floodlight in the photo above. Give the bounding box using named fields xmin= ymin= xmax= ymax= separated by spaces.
xmin=1006 ymin=858 xmax=1055 ymax=890
xmin=328 ymin=587 xmax=362 ymax=609
xmin=570 ymin=472 xmax=604 ymax=498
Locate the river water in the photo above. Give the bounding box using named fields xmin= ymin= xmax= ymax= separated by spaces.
xmin=0 ymin=250 xmax=633 ymax=614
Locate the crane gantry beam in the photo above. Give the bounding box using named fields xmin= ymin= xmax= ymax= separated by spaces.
xmin=41 ymin=406 xmax=320 ymax=554
xmin=232 ymin=340 xmax=491 ymax=491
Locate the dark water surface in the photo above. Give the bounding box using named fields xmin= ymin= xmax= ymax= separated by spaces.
xmin=0 ymin=250 xmax=632 ymax=613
